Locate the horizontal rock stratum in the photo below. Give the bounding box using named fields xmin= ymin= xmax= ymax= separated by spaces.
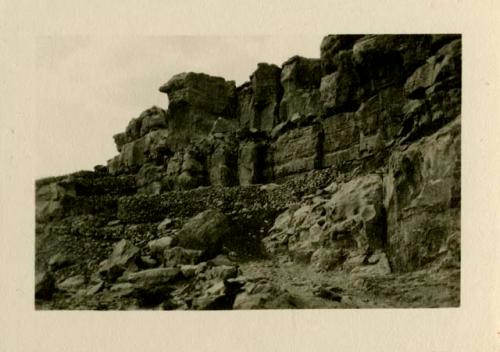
xmin=35 ymin=34 xmax=461 ymax=310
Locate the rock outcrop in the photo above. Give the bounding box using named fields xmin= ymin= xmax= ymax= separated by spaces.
xmin=159 ymin=72 xmax=237 ymax=147
xmin=35 ymin=34 xmax=461 ymax=310
xmin=263 ymin=174 xmax=388 ymax=274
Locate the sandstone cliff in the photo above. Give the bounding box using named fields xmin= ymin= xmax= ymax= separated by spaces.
xmin=35 ymin=34 xmax=461 ymax=309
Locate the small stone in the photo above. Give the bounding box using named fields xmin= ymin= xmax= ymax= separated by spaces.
xmin=323 ymin=182 xmax=338 ymax=193
xmin=180 ymin=265 xmax=198 ymax=278
xmin=260 ymin=183 xmax=280 ymax=192
xmin=109 ymin=282 xmax=135 ymax=296
xmin=195 ymin=262 xmax=208 ymax=275
xmin=140 ymin=255 xmax=158 ymax=268
xmin=157 ymin=217 xmax=173 ymax=233
xmin=208 ymin=254 xmax=234 ymax=266
xmin=85 ymin=281 xmax=104 ymax=296
xmin=163 ymin=247 xmax=203 ymax=267
xmin=57 ymin=274 xmax=86 ymax=292
xmin=205 ymin=265 xmax=239 ymax=281
xmin=48 ymin=253 xmax=74 ymax=271
xmin=148 ymin=236 xmax=177 ymax=259
xmin=121 ymin=267 xmax=182 ymax=286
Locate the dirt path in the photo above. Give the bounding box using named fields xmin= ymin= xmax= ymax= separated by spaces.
xmin=238 ymin=259 xmax=460 ymax=308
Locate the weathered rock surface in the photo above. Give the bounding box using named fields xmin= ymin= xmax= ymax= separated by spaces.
xmin=251 ymin=63 xmax=283 ymax=132
xmin=355 ymin=85 xmax=406 ymax=156
xmin=98 ymin=239 xmax=140 ymax=281
xmin=320 ymin=50 xmax=361 ymax=115
xmin=263 ymin=174 xmax=388 ymax=273
xmin=233 ymin=276 xmax=302 ymax=309
xmin=279 ymin=56 xmax=322 ymax=121
xmin=36 ymin=181 xmax=76 ymax=223
xmin=207 ymin=133 xmax=239 ymax=186
xmin=112 ymin=106 xmax=168 ymax=152
xmin=321 ymin=112 xmax=358 ymax=169
xmin=159 ymin=72 xmax=237 ymax=147
xmin=57 ymin=274 xmax=86 ymax=293
xmin=148 ymin=236 xmax=177 ymax=260
xmin=271 ymin=124 xmax=323 ymax=178
xmin=108 ymin=129 xmax=172 ymax=174
xmin=320 ymin=34 xmax=363 ymax=75
xmin=163 ymin=247 xmax=203 ymax=267
xmin=236 ymin=82 xmax=254 ymax=129
xmin=35 ymin=34 xmax=461 ymax=310
xmin=48 ymin=253 xmax=75 ymax=271
xmin=404 ymin=39 xmax=461 ymax=99
xmin=238 ymin=141 xmax=266 ymax=185
xmin=385 ymin=118 xmax=460 ymax=272
xmin=160 ymin=72 xmax=236 ymax=115
xmin=176 ymin=209 xmax=233 ymax=257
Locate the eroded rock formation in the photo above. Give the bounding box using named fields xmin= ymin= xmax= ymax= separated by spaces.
xmin=35 ymin=34 xmax=461 ymax=310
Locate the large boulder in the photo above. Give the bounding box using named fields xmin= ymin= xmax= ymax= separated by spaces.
xmin=160 ymin=72 xmax=236 ymax=115
xmin=279 ymin=56 xmax=322 ymax=121
xmin=148 ymin=236 xmax=177 ymax=260
xmin=107 ymin=129 xmax=171 ymax=174
xmin=139 ymin=106 xmax=168 ymax=136
xmin=385 ymin=118 xmax=460 ymax=272
xmin=35 ymin=180 xmax=76 ymax=223
xmin=263 ymin=174 xmax=388 ymax=273
xmin=176 ymin=209 xmax=233 ymax=257
xmin=159 ymin=72 xmax=237 ymax=147
xmin=118 ymin=267 xmax=182 ymax=307
xmin=112 ymin=106 xmax=168 ymax=152
xmin=98 ymin=239 xmax=140 ymax=281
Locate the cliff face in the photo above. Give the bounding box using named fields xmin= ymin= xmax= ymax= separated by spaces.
xmin=35 ymin=34 xmax=461 ymax=309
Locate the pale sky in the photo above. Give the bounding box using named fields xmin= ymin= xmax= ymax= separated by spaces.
xmin=35 ymin=35 xmax=323 ymax=179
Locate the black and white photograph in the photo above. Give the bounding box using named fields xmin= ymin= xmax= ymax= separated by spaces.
xmin=34 ymin=34 xmax=462 ymax=310
xmin=2 ymin=1 xmax=499 ymax=351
